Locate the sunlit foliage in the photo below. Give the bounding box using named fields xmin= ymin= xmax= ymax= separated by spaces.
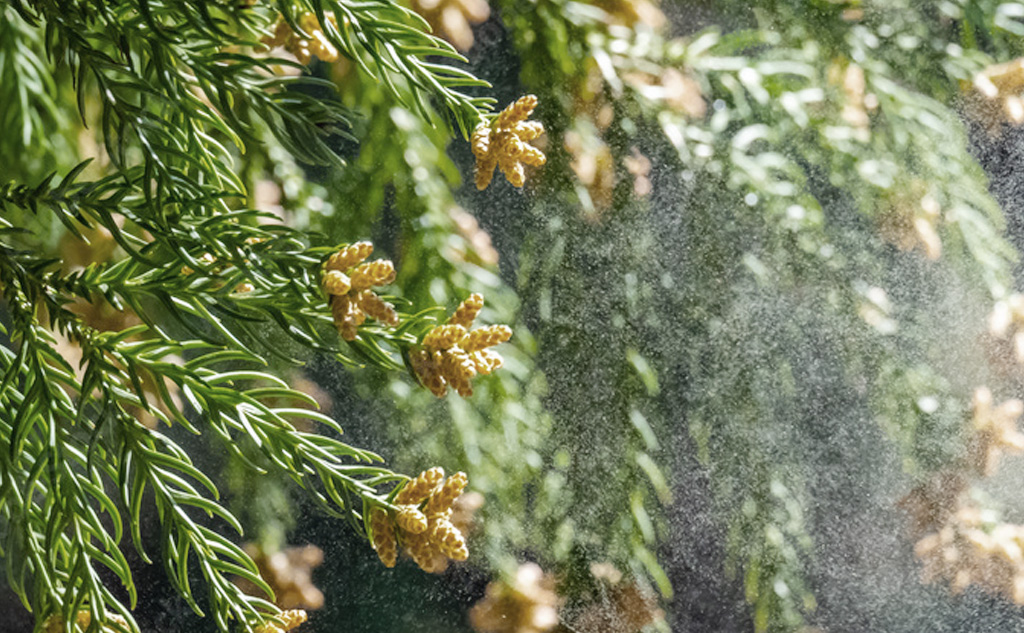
xmin=8 ymin=0 xmax=1024 ymax=632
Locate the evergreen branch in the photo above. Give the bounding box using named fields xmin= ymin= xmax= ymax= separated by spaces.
xmin=116 ymin=420 xmax=277 ymax=629
xmin=0 ymin=6 xmax=71 ymax=180
xmin=0 ymin=293 xmax=139 ymax=632
xmin=18 ymin=0 xmax=354 ymax=219
xmin=0 ymin=214 xmax=410 ymax=633
xmin=1 ymin=170 xmax=431 ymax=367
xmin=312 ymin=76 xmax=564 ymax=574
xmin=292 ymin=0 xmax=493 ymax=137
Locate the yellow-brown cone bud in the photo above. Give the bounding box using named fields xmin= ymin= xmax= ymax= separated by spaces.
xmin=423 ymin=324 xmax=467 ymax=351
xmin=448 ymin=293 xmax=484 ymax=328
xmin=340 ymin=316 xmax=364 ymax=341
xmin=513 ymin=120 xmax=545 ymax=141
xmin=495 ymin=130 xmax=524 ymax=159
xmin=410 ymin=349 xmax=448 ymax=397
xmin=475 ymin=155 xmax=498 ymax=190
xmin=520 ymin=145 xmax=547 ymax=167
xmin=495 ymin=94 xmax=538 ymax=129
xmin=461 ymin=325 xmax=513 ymax=353
xmin=427 ymin=471 xmax=469 ymax=515
xmin=431 ymin=518 xmax=469 ymax=561
xmin=324 ymin=242 xmax=373 ymax=272
xmin=396 ymin=505 xmax=429 ymax=535
xmin=350 ymin=260 xmax=396 ymax=291
xmin=369 ymin=508 xmax=398 ymax=568
xmin=331 ymin=295 xmax=365 ymax=341
xmin=321 ymin=270 xmax=352 ymax=296
xmin=396 ymin=467 xmax=446 ymax=504
xmin=471 ymin=124 xmax=490 ymax=158
xmin=404 ymin=531 xmax=449 ymax=574
xmin=330 ymin=294 xmax=350 ymax=327
xmin=440 ymin=348 xmax=477 ymax=397
xmin=471 ymin=349 xmax=504 ymax=375
xmin=499 ymin=156 xmax=526 ymax=188
xmin=355 ymin=290 xmax=399 ymax=326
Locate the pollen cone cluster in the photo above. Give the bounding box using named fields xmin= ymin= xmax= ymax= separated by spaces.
xmin=472 ymin=96 xmax=546 ymax=190
xmin=255 ymin=609 xmax=308 ymax=633
xmin=263 ymin=13 xmax=340 ymax=65
xmin=369 ymin=506 xmax=399 ymax=568
xmin=369 ymin=467 xmax=471 ymax=573
xmin=409 ymin=293 xmax=512 ymax=397
xmin=321 ymin=241 xmax=399 ymax=341
xmin=469 ymin=563 xmax=560 ymax=633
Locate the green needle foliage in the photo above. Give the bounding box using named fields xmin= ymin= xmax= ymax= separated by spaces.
xmin=10 ymin=0 xmax=1024 ymax=632
xmin=0 ymin=0 xmax=495 ymax=631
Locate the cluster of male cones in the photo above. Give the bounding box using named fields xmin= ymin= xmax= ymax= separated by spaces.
xmin=472 ymin=95 xmax=547 ymax=189
xmin=320 ymin=241 xmax=399 ymax=341
xmin=369 ymin=467 xmax=471 ymax=572
xmin=319 ymin=244 xmax=512 ymax=398
xmin=408 ymin=293 xmax=512 ymax=397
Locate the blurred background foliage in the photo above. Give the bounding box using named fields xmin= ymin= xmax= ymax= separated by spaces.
xmin=11 ymin=0 xmax=1024 ymax=632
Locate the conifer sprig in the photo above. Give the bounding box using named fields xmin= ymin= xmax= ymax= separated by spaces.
xmin=0 ymin=274 xmax=406 ymax=632
xmin=0 ymin=0 xmax=496 ymax=630
xmin=281 ymin=0 xmax=493 ymax=137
